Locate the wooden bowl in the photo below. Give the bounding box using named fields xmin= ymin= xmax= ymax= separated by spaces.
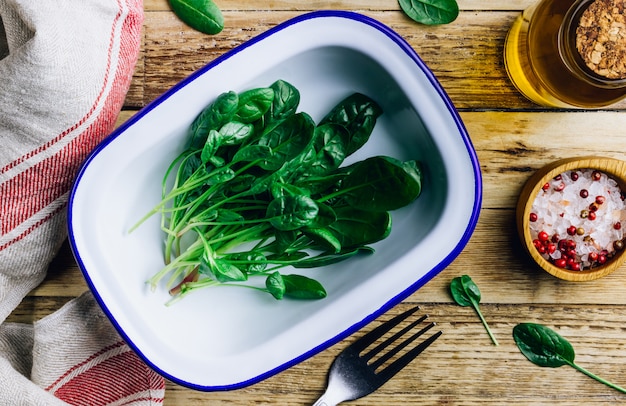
xmin=516 ymin=156 xmax=626 ymax=281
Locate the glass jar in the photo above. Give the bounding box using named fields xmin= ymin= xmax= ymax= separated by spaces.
xmin=504 ymin=0 xmax=626 ymax=108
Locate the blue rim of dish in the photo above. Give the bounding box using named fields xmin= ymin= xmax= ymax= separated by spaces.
xmin=68 ymin=9 xmax=482 ymax=392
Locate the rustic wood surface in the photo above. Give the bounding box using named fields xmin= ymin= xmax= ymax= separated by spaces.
xmin=10 ymin=1 xmax=626 ymax=404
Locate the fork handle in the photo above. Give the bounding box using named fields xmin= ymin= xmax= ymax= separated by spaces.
xmin=311 ymin=391 xmax=343 ymax=406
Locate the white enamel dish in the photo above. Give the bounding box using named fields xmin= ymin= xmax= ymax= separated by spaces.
xmin=68 ymin=10 xmax=481 ymax=391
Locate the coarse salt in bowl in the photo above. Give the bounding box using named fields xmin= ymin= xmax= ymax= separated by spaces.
xmin=517 ymin=156 xmax=626 ymax=281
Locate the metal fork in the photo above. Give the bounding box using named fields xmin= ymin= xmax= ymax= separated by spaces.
xmin=312 ymin=306 xmax=442 ymax=406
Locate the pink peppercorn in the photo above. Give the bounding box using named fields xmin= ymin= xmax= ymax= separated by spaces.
xmin=592 ymin=170 xmax=602 ymax=181
xmin=554 ymin=258 xmax=567 ymax=268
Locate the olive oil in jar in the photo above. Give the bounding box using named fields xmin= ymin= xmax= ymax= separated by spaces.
xmin=504 ymin=0 xmax=626 ymax=108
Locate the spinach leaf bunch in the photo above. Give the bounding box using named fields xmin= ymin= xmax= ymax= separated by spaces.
xmin=135 ymin=79 xmax=423 ymax=303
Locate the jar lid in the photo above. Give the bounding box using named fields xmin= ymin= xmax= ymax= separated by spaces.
xmin=559 ymin=0 xmax=626 ymax=88
xmin=576 ymin=0 xmax=626 ymax=80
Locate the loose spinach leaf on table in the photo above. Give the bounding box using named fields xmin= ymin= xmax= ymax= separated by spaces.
xmin=169 ymin=0 xmax=224 ymax=35
xmin=398 ymin=0 xmax=459 ymax=25
xmin=450 ymin=275 xmax=499 ymax=345
xmin=132 ymin=79 xmax=424 ymax=304
xmin=513 ymin=323 xmax=626 ymax=394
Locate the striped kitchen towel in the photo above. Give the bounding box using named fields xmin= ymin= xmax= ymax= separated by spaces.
xmin=0 ymin=0 xmax=165 ymax=404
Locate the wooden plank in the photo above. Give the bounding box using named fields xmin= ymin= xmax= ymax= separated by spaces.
xmin=466 ymin=111 xmax=626 ymax=209
xmin=131 ymin=10 xmax=524 ymax=110
xmin=126 ymin=10 xmax=626 ymax=110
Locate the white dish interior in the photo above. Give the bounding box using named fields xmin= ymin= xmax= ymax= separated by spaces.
xmin=69 ymin=10 xmax=481 ymax=390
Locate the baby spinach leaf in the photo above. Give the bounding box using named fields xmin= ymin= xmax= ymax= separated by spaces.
xmin=258 ymin=112 xmax=315 ymax=170
xmin=398 ymin=0 xmax=459 ymax=25
xmin=169 ymin=0 xmax=224 ymax=35
xmin=231 ymin=144 xmax=272 ymax=164
xmin=514 ymin=323 xmax=626 ymax=394
xmin=224 ymin=252 xmax=267 ymax=273
xmin=265 ymin=79 xmax=300 ymax=122
xmin=450 ymin=275 xmax=499 ymax=346
xmin=265 ymin=272 xmax=327 ymax=300
xmin=200 ymin=254 xmax=247 ymax=283
xmin=320 ymin=93 xmax=382 ymax=156
xmin=300 ymin=123 xmax=348 ymax=177
xmin=266 ymin=271 xmax=287 ymax=299
xmin=201 ymin=130 xmax=220 ymax=163
xmin=326 ymin=207 xmax=391 ymax=249
xmin=266 ymin=194 xmax=319 ymax=231
xmin=219 ymin=121 xmax=254 ymax=146
xmin=302 ymin=227 xmax=342 ymax=253
xmin=188 ymin=90 xmax=238 ymax=149
xmin=339 ymin=156 xmax=422 ymax=211
xmin=281 ymin=274 xmax=327 ymax=299
xmin=513 ymin=323 xmax=573 ymax=368
xmin=234 ymin=87 xmax=274 ymax=123
xmin=307 ymin=201 xmax=337 ymax=228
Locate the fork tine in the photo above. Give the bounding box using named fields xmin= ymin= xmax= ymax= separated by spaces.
xmin=367 ymin=319 xmax=433 ymax=370
xmin=376 ymin=328 xmax=442 ymax=383
xmin=350 ymin=305 xmax=422 ymax=353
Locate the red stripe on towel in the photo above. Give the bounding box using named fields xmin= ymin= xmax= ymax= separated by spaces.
xmin=48 ymin=341 xmax=164 ymax=405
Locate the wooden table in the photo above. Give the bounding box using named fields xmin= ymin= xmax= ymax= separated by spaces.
xmin=10 ymin=0 xmax=626 ymax=404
